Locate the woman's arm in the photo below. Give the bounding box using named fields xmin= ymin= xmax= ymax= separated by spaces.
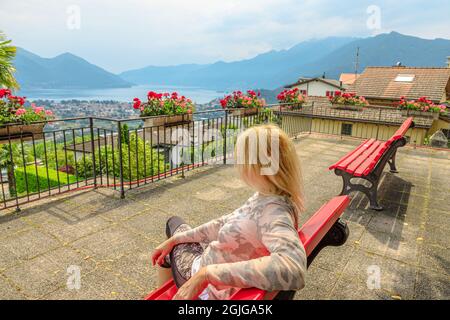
xmin=205 ymin=205 xmax=307 ymax=292
xmin=172 ymin=213 xmax=232 ymax=245
xmin=152 ymin=213 xmax=233 ymax=267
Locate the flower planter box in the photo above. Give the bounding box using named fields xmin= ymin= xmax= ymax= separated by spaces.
xmin=331 ymin=104 xmax=364 ymax=112
xmin=401 ymin=110 xmax=439 ymax=120
xmin=143 ymin=114 xmax=193 ymax=128
xmin=0 ymin=123 xmax=45 ymax=144
xmin=283 ymin=103 xmax=304 ymax=111
xmin=230 ymin=108 xmax=259 ymax=116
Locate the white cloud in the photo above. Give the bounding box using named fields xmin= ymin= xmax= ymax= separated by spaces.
xmin=0 ymin=0 xmax=449 ymax=73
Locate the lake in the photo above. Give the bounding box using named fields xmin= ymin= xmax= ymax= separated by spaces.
xmin=19 ymin=85 xmax=224 ymax=104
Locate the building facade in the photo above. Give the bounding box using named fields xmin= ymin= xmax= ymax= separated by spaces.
xmin=284 ymin=77 xmax=346 ymax=97
xmin=278 ymin=96 xmax=448 ymax=147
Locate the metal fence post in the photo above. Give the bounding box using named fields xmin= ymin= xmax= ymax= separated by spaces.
xmin=277 ymin=105 xmax=282 ymax=132
xmin=117 ymin=121 xmax=125 ymax=199
xmin=223 ymin=110 xmax=228 ymax=165
xmin=89 ymin=117 xmax=97 ymax=188
xmin=376 ymin=108 xmax=382 ymax=140
xmin=6 ymin=125 xmax=20 ymax=212
xmin=309 ymin=102 xmax=314 ymax=134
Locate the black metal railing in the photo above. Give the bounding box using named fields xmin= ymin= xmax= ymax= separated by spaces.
xmin=0 ymin=103 xmax=444 ymax=211
xmin=0 ymin=108 xmax=278 ymax=211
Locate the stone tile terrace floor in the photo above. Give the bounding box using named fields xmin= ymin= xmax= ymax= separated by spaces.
xmin=0 ymin=135 xmax=448 ymax=300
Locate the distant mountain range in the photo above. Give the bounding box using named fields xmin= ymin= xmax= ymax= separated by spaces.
xmin=14 ymin=48 xmax=132 ymax=90
xmin=120 ymin=32 xmax=450 ymax=90
xmin=14 ymin=32 xmax=450 ymax=91
xmin=119 ymin=36 xmax=356 ymax=90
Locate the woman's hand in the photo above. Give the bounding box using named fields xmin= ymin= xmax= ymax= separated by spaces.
xmin=173 ymin=267 xmax=209 ymax=300
xmin=151 ymin=238 xmax=176 ymax=266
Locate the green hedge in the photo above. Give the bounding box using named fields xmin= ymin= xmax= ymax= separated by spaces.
xmin=15 ymin=165 xmax=78 ymax=195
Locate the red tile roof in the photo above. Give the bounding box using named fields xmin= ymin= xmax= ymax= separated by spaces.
xmin=349 ymin=67 xmax=450 ymax=102
xmin=285 ymin=77 xmax=345 ymax=89
xmin=339 ymin=73 xmax=360 ymax=85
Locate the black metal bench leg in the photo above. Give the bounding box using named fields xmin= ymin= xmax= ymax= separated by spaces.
xmin=338 ymin=172 xmax=351 ymax=196
xmin=360 ymin=174 xmax=383 ymax=211
xmin=337 ymin=170 xmax=383 ymax=211
xmin=388 ymin=150 xmax=399 ymax=173
xmin=306 ymin=219 xmax=350 ymax=267
xmin=367 ymin=185 xmax=383 ymax=211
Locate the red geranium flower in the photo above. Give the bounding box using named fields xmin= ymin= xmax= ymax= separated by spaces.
xmin=8 ymin=95 xmax=26 ymax=106
xmin=0 ymin=89 xmax=12 ymax=98
xmin=133 ymin=98 xmax=141 ymax=109
xmin=220 ymin=99 xmax=227 ymax=108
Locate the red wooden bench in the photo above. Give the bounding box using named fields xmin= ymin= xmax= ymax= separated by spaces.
xmin=145 ymin=195 xmax=350 ymax=300
xmin=329 ymin=117 xmax=414 ymax=211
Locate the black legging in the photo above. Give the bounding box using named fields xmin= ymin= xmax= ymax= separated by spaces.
xmin=164 ymin=216 xmax=204 ymax=288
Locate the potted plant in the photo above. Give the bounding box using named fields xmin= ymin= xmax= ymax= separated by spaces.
xmin=397 ymin=96 xmax=447 ymax=120
xmin=0 ymin=89 xmax=54 ymax=143
xmin=329 ymin=91 xmax=367 ymax=111
xmin=220 ymin=90 xmax=265 ymax=116
xmin=133 ymin=91 xmax=195 ymax=128
xmin=277 ymin=88 xmax=306 ymax=110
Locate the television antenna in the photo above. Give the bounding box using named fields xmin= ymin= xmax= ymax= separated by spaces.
xmin=355 ymin=46 xmax=360 ymax=78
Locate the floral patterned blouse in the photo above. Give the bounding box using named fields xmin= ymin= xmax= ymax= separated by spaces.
xmin=173 ymin=192 xmax=307 ymax=300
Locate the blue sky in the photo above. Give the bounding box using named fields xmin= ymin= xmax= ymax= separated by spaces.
xmin=1 ymin=0 xmax=449 ymax=73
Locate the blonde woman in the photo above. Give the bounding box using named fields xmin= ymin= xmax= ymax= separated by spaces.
xmin=151 ymin=124 xmax=307 ymax=300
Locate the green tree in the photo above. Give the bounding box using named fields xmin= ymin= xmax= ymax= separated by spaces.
xmin=75 ymin=133 xmax=167 ymax=181
xmin=114 ymin=132 xmax=166 ymax=181
xmin=0 ymin=31 xmax=19 ymax=90
xmin=121 ymin=123 xmax=130 ymax=145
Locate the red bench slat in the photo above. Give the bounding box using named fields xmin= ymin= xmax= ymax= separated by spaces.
xmin=345 ymin=140 xmax=382 ymax=175
xmin=228 ymin=288 xmax=266 ymax=300
xmin=354 ymin=142 xmax=389 ymax=177
xmin=328 ymin=139 xmax=371 ymax=170
xmin=392 ymin=117 xmax=414 ymax=139
xmin=144 ymin=279 xmax=179 ymax=300
xmin=298 ymin=195 xmax=350 ymax=256
xmin=386 ymin=117 xmax=413 ymax=147
xmin=331 ymin=139 xmax=377 ymax=171
xmin=145 ymin=195 xmax=351 ymax=301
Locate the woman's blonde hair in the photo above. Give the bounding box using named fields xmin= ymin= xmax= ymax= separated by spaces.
xmin=235 ymin=124 xmax=305 ymax=227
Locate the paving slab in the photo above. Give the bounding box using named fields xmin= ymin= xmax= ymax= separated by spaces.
xmin=0 ymin=275 xmax=26 ymax=299
xmin=3 ymin=246 xmax=97 ymax=298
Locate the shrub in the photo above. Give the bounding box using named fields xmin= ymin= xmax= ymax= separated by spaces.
xmin=75 ymin=154 xmax=94 ymax=178
xmin=74 ymin=133 xmax=168 ymax=181
xmin=44 ymin=148 xmax=76 ymax=171
xmin=116 ymin=133 xmax=167 ymax=181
